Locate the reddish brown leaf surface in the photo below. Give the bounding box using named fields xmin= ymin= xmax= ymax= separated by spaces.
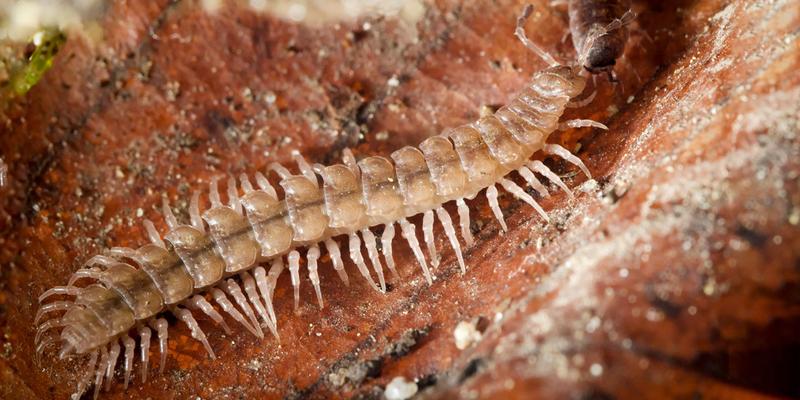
xmin=1 ymin=0 xmax=799 ymax=399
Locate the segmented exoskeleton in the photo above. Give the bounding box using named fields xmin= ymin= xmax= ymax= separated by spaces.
xmin=36 ymin=5 xmax=608 ymax=399
xmin=567 ymin=0 xmax=635 ymax=78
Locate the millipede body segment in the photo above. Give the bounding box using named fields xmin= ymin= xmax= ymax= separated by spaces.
xmin=36 ymin=5 xmax=609 ymax=399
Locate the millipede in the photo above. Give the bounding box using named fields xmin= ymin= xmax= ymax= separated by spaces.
xmin=35 ymin=5 xmax=613 ymax=399
xmin=567 ymin=0 xmax=635 ymax=79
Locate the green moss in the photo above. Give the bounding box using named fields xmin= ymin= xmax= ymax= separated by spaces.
xmin=8 ymin=28 xmax=67 ymax=97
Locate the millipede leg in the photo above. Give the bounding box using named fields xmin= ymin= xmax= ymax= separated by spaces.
xmin=174 ymin=307 xmax=216 ymax=359
xmin=187 ymin=295 xmax=232 ymax=335
xmin=226 ymin=176 xmax=242 ymax=214
xmin=307 ymin=245 xmax=324 ymax=308
xmin=211 ymin=288 xmax=261 ymax=338
xmin=529 ymin=160 xmax=574 ymax=199
xmin=93 ymin=345 xmax=109 ymax=399
xmin=105 ymin=341 xmax=120 ymax=391
xmin=136 ymin=325 xmax=151 ymax=383
xmin=559 ymin=118 xmax=608 ymax=131
xmin=324 ymin=239 xmax=349 ymax=286
xmin=142 ymin=219 xmax=166 ymax=248
xmin=361 ymin=229 xmax=387 ymax=292
xmin=517 ymin=166 xmax=550 ymax=197
xmin=242 ymin=271 xmax=278 ymax=338
xmin=499 ymin=178 xmax=550 ymax=223
xmin=544 ymin=143 xmax=592 ymax=179
xmin=486 ymin=184 xmax=508 ymax=232
xmin=422 ymin=210 xmax=439 ymax=269
xmin=287 ymin=250 xmax=302 ymax=311
xmin=161 ymin=199 xmax=179 ymax=229
xmin=456 ymin=198 xmax=475 ymax=247
xmin=75 ymin=349 xmax=98 ymax=399
xmin=189 ymin=190 xmax=204 ymax=230
xmin=436 ymin=207 xmax=466 ymax=274
xmin=567 ymin=90 xmax=597 ymax=108
xmin=34 ymin=301 xmax=72 ymax=325
xmin=67 ymin=268 xmax=103 ymax=286
xmin=254 ymin=171 xmax=278 ymax=198
xmin=122 ymin=335 xmax=135 ymax=390
xmin=35 ymin=318 xmax=63 ymax=346
xmin=348 ymin=233 xmax=381 ymax=292
xmin=342 ymin=148 xmax=359 ymax=176
xmin=38 ymin=285 xmax=80 ymax=303
xmin=399 ymin=218 xmax=433 ymax=285
xmin=381 ymin=223 xmax=399 ymax=280
xmin=293 ymin=150 xmax=318 ymax=185
xmin=253 ymin=266 xmax=277 ymax=327
xmin=224 ymin=279 xmax=264 ymax=338
xmin=515 ymin=4 xmax=560 ymax=67
xmin=267 ymin=258 xmax=284 ymax=300
xmin=153 ymin=320 xmax=170 ymax=372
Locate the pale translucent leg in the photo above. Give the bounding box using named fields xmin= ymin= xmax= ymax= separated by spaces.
xmin=67 ymin=268 xmax=103 ymax=286
xmin=288 ymin=250 xmax=301 ymax=311
xmin=189 ymin=190 xmax=204 ymax=231
xmin=38 ymin=286 xmax=79 ymax=302
xmin=122 ymin=335 xmax=135 ymax=389
xmin=253 ymin=266 xmax=277 ymax=327
xmin=292 ymin=150 xmax=318 ymax=185
xmin=456 ymin=198 xmax=475 ymax=247
xmin=83 ymin=255 xmax=117 ymax=268
xmin=35 ymin=318 xmax=63 ymax=345
xmin=241 ymin=271 xmax=279 ymax=339
xmin=307 ymin=245 xmax=324 ymax=308
xmin=173 ymin=307 xmax=215 ymax=359
xmin=211 ymin=288 xmax=260 ymax=338
xmin=224 ymin=279 xmax=264 ymax=338
xmin=348 ymin=233 xmax=381 ymax=292
xmin=515 ymin=4 xmax=560 ymax=67
xmin=436 ymin=207 xmax=466 ymax=274
xmin=529 ymin=160 xmax=574 ymax=199
xmin=517 ymin=166 xmax=550 ymax=196
xmin=186 ymin=295 xmax=232 ymax=335
xmin=226 ymin=176 xmax=242 ymax=214
xmin=36 ymin=335 xmax=57 ymax=355
xmin=269 ymin=162 xmax=292 ymax=179
xmin=324 ymin=239 xmax=349 ymax=286
xmin=137 ymin=325 xmax=151 ymax=383
xmin=34 ymin=301 xmax=71 ymax=325
xmin=161 ymin=199 xmax=179 ymax=229
xmin=399 ymin=218 xmax=433 ymax=285
xmin=143 ymin=219 xmax=166 ymax=248
xmin=361 ymin=228 xmax=387 ymax=292
xmin=209 ymin=177 xmax=222 ymax=208
xmin=105 ymin=341 xmax=120 ymax=391
xmin=499 ymin=178 xmax=550 ymax=223
xmin=58 ymin=342 xmax=74 ymax=360
xmin=93 ymin=346 xmax=109 ymax=399
xmin=422 ymin=210 xmax=439 ymax=268
xmin=486 ymin=184 xmax=508 ymax=232
xmin=107 ymin=246 xmax=141 ymax=261
xmin=254 ymin=171 xmax=278 ymax=199
xmin=74 ymin=349 xmax=97 ymax=400
xmin=342 ymin=148 xmax=359 ymax=176
xmin=267 ymin=258 xmax=284 ymax=300
xmin=567 ymin=90 xmax=597 ymax=108
xmin=149 ymin=318 xmax=169 ymax=374
xmin=381 ymin=223 xmax=399 ymax=279
xmin=240 ymin=173 xmax=254 ymax=193
xmin=543 ymin=143 xmax=592 ymax=179
xmin=559 ymin=119 xmax=608 ymax=130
